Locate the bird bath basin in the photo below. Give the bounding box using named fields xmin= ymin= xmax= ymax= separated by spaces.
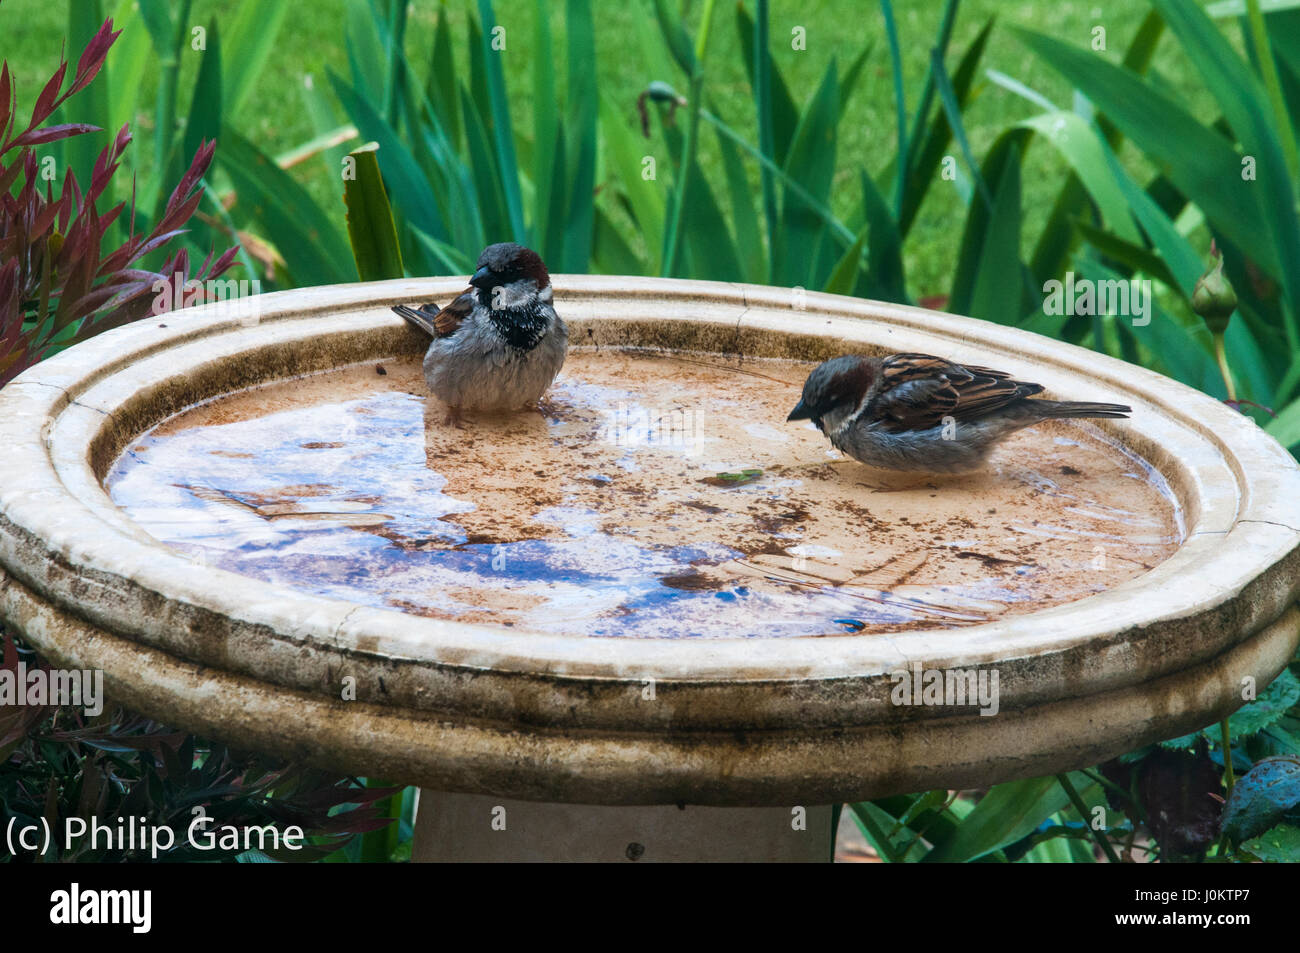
xmin=1 ymin=276 xmax=1297 ymax=861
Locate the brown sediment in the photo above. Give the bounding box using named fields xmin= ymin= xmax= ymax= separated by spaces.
xmin=107 ymin=348 xmax=1183 ymax=639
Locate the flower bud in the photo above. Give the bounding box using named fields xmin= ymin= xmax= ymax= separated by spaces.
xmin=1192 ymin=244 xmax=1236 ymax=335
xmin=645 ymin=81 xmax=686 ymax=105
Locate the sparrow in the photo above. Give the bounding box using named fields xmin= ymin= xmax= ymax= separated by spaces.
xmin=787 ymin=353 xmax=1132 ymax=473
xmin=392 ymin=242 xmax=567 ymax=425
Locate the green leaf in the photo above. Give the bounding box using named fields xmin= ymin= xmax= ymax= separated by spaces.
xmin=777 ymin=60 xmax=839 ymax=287
xmin=1075 ymin=133 xmax=1272 ymax=403
xmin=476 ymin=0 xmax=525 ymax=242
xmin=426 ymin=7 xmax=461 ymax=150
xmin=823 ymin=225 xmax=868 ymax=297
xmin=653 ymin=0 xmax=698 ymax=76
xmin=1230 ymin=668 xmax=1300 ymax=738
xmin=1013 ymin=26 xmax=1282 ymax=288
xmin=379 ymin=0 xmax=409 ymax=124
xmin=1073 ymin=259 xmax=1225 ymax=396
xmin=1266 ymin=392 xmax=1300 ymax=447
xmin=344 ymin=145 xmax=404 ymax=282
xmin=299 ymin=77 xmax=355 ymax=184
xmin=1074 ymin=220 xmax=1181 ymax=292
xmin=222 ymin=0 xmax=289 ymax=113
xmin=1026 ymin=4 xmax=1169 ymax=293
xmin=104 ymin=0 xmax=152 ymax=151
xmin=968 ymin=142 xmax=1024 ymax=324
xmin=736 ymin=0 xmax=798 ymax=164
xmin=679 ymin=160 xmax=744 ymax=282
xmin=950 ymin=128 xmax=1032 ymax=317
xmin=901 ymin=0 xmax=959 ymax=183
xmin=700 ymin=468 xmax=763 ymax=487
xmin=561 ymin=0 xmax=597 ymax=273
xmin=921 ymin=774 xmax=1078 ymax=863
xmin=532 ymin=1 xmax=557 ymax=254
xmin=599 ymin=94 xmax=664 ymax=268
xmin=931 ymin=44 xmax=992 ymax=212
xmin=460 ymin=84 xmax=511 ymax=243
xmin=837 ymin=39 xmax=875 ymax=123
xmin=329 ymin=69 xmax=449 ymax=243
xmin=182 ymin=19 xmax=221 ymax=176
xmin=848 ymin=801 xmax=934 ymax=862
xmin=1018 ymin=112 xmax=1140 ymax=244
xmin=900 ymin=18 xmax=994 ymax=238
xmin=591 ymin=206 xmax=645 ymax=275
xmin=752 ymin=0 xmax=780 ymax=279
xmin=65 ymin=0 xmax=109 ymax=190
xmin=1240 ymin=822 xmax=1300 ymax=862
xmin=411 ymin=228 xmax=475 ymax=275
xmin=879 ymin=0 xmax=908 ymax=213
xmin=714 ymin=111 xmax=764 ymax=283
xmin=135 ymin=0 xmax=175 ymax=56
xmin=1151 ymin=0 xmax=1300 ymax=351
xmin=854 ymin=169 xmax=905 ymax=302
xmin=217 ymin=128 xmax=353 ymax=287
xmin=344 ymin=0 xmax=385 ymax=104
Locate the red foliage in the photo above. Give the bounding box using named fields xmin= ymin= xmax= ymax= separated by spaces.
xmin=0 ymin=18 xmax=238 ymax=386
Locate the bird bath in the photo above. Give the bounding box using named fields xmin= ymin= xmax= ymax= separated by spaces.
xmin=1 ymin=276 xmax=1297 ymax=862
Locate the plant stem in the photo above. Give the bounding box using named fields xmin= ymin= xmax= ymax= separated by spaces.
xmin=661 ymin=73 xmax=702 ymax=278
xmin=754 ymin=0 xmax=777 ymax=283
xmin=1056 ymin=773 xmax=1121 ymax=863
xmin=1220 ymin=719 xmax=1235 ymax=792
xmin=693 ymin=0 xmax=718 ymax=64
xmin=1214 ymin=331 xmax=1238 ymax=402
xmin=661 ymin=0 xmax=716 ymax=277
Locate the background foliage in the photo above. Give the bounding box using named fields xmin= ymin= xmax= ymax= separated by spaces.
xmin=3 ymin=0 xmax=1300 ymax=862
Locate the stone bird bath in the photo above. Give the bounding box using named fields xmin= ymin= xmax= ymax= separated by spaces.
xmin=1 ymin=276 xmax=1297 ymax=862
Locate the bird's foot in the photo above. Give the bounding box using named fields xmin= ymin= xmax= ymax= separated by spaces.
xmin=443 ymin=406 xmax=465 ymax=429
xmin=859 ymin=477 xmax=936 ymax=493
xmin=530 ymin=396 xmax=560 ymax=419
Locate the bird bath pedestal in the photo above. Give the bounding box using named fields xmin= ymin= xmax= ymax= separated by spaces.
xmin=1 ymin=277 xmax=1297 ymax=862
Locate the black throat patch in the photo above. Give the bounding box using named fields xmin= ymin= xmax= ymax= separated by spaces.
xmin=479 ymin=292 xmax=550 ymax=352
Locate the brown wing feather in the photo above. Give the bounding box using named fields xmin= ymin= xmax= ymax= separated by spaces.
xmin=392 ymin=289 xmax=476 ymax=339
xmin=433 ymin=290 xmax=475 ymax=337
xmin=872 ymin=353 xmax=1042 ymax=432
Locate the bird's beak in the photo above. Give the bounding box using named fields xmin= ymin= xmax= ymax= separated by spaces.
xmin=469 ymin=265 xmax=493 ymax=288
xmin=787 ymin=399 xmax=813 ymax=421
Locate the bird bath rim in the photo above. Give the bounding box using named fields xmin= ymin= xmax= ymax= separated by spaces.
xmin=0 ymin=275 xmax=1296 ymax=805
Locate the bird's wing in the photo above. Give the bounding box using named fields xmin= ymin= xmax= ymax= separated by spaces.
xmin=392 ymin=288 xmax=476 ymax=339
xmin=871 ymin=353 xmax=1042 ymax=432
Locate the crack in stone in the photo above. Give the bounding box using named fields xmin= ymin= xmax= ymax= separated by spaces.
xmin=1238 ymin=517 xmax=1300 ymax=534
xmin=333 ymin=605 xmax=364 ymax=645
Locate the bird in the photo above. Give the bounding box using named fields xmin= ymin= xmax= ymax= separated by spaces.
xmin=391 ymin=242 xmax=567 ymax=426
xmin=786 ymin=353 xmax=1132 ymax=473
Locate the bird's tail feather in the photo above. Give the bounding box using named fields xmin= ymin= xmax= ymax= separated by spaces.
xmin=392 ymin=303 xmax=440 ymax=338
xmin=1035 ymin=400 xmax=1132 ymax=420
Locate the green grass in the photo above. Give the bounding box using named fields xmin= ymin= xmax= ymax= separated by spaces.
xmin=2 ymin=0 xmax=1225 ymax=298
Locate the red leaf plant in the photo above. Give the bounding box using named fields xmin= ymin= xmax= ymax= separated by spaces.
xmin=0 ymin=17 xmax=238 ymax=387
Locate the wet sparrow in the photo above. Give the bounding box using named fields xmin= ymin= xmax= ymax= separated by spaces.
xmin=787 ymin=353 xmax=1131 ymax=473
xmin=392 ymin=242 xmax=567 ymax=426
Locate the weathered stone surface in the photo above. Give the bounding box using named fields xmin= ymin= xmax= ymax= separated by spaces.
xmin=0 ymin=276 xmax=1296 ymax=806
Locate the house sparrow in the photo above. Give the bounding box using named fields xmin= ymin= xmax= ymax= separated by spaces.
xmin=787 ymin=353 xmax=1131 ymax=473
xmin=392 ymin=242 xmax=567 ymax=425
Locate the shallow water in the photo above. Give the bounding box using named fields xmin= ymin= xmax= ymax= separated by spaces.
xmin=105 ymin=350 xmax=1183 ymax=638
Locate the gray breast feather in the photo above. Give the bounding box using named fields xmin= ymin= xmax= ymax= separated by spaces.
xmin=423 ymin=308 xmax=567 ymax=411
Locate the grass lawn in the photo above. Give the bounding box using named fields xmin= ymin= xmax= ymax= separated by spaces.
xmin=2 ymin=0 xmax=1224 ymax=299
